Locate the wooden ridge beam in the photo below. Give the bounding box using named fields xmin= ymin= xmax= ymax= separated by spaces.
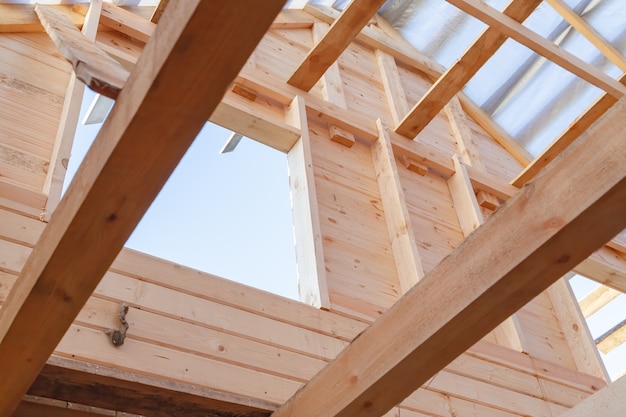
xmin=513 ymin=73 xmax=626 ymax=187
xmin=34 ymin=4 xmax=130 ymax=99
xmin=447 ymin=0 xmax=626 ymax=99
xmin=287 ymin=0 xmax=386 ymax=91
xmin=395 ymin=0 xmax=542 ymax=138
xmin=0 ymin=1 xmax=284 ymax=415
xmin=271 ymin=96 xmax=626 ymax=417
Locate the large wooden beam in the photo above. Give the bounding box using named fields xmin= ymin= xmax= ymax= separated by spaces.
xmin=0 ymin=1 xmax=284 ymax=415
xmin=287 ymin=0 xmax=386 ymax=91
xmin=446 ymin=0 xmax=626 ymax=99
xmin=395 ymin=0 xmax=542 ymax=138
xmin=271 ymin=96 xmax=626 ymax=417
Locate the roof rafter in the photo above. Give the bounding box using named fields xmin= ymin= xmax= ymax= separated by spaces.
xmin=447 ymin=0 xmax=626 ymax=98
xmin=287 ymin=0 xmax=386 ymax=91
xmin=272 ymin=95 xmax=626 ymax=417
xmin=0 ymin=1 xmax=283 ymax=414
xmin=395 ymin=0 xmax=542 ymax=138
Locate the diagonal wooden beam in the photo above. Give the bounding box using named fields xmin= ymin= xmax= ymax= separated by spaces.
xmin=272 ymin=96 xmax=626 ymax=417
xmin=512 ymin=73 xmax=626 ymax=187
xmin=35 ymin=4 xmax=130 ymax=99
xmin=545 ymin=0 xmax=626 ymax=72
xmin=446 ymin=0 xmax=626 ymax=99
xmin=287 ymin=0 xmax=386 ymax=91
xmin=395 ymin=0 xmax=542 ymax=138
xmin=0 ymin=1 xmax=284 ymax=415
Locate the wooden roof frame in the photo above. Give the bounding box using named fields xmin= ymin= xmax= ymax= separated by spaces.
xmin=0 ymin=0 xmax=626 ymax=415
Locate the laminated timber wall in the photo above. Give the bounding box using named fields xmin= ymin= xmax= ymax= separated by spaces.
xmin=0 ymin=4 xmax=619 ymax=416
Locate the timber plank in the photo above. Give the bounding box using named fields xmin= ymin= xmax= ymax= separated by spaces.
xmin=0 ymin=2 xmax=284 ymax=415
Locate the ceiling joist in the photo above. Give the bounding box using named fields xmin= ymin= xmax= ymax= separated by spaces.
xmin=272 ymin=96 xmax=626 ymax=417
xmin=0 ymin=1 xmax=283 ymax=415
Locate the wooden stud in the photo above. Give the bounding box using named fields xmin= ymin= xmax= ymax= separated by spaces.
xmin=288 ymin=0 xmax=387 ymax=91
xmin=375 ymin=49 xmax=409 ymax=126
xmin=0 ymin=1 xmax=284 ymax=414
xmin=286 ymin=96 xmax=331 ymax=309
xmin=395 ymin=0 xmax=542 ymax=138
xmin=271 ymin=95 xmax=626 ymax=417
xmin=329 ymin=125 xmax=355 ymax=148
xmin=372 ymin=120 xmax=425 ymax=293
xmin=447 ymin=155 xmax=484 ymax=236
xmin=446 ymin=0 xmax=626 ymax=98
xmin=43 ymin=0 xmax=103 ymax=221
xmin=445 ymin=96 xmax=486 ymax=170
xmin=547 ymin=277 xmax=608 ymax=380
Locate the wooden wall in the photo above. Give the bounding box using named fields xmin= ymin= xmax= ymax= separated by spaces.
xmin=0 ymin=5 xmax=613 ymax=415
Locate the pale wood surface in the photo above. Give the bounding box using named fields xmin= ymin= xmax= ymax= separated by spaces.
xmin=35 ymin=4 xmax=130 ymax=99
xmin=447 ymin=0 xmax=626 ymax=98
xmin=288 ymin=0 xmax=386 ymax=91
xmin=0 ymin=1 xmax=284 ymax=414
xmin=271 ymin=96 xmax=626 ymax=417
xmin=579 ymin=285 xmax=621 ymax=318
xmin=395 ymin=0 xmax=542 ymax=138
xmin=559 ymin=375 xmax=626 ymax=417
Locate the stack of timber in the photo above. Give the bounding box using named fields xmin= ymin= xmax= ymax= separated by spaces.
xmin=1 ymin=2 xmax=625 ymax=416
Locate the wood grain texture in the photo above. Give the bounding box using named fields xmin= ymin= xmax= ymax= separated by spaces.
xmin=559 ymin=375 xmax=626 ymax=417
xmin=395 ymin=0 xmax=542 ymax=138
xmin=272 ymin=96 xmax=626 ymax=417
xmin=0 ymin=2 xmax=283 ymax=414
xmin=288 ymin=0 xmax=386 ymax=91
xmin=35 ymin=4 xmax=129 ymax=98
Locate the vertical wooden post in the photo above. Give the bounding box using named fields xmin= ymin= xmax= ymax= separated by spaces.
xmin=286 ymin=96 xmax=331 ymax=309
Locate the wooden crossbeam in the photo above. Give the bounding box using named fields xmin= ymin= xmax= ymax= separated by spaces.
xmin=447 ymin=0 xmax=626 ymax=99
xmin=513 ymin=73 xmax=626 ymax=187
xmin=35 ymin=4 xmax=130 ymax=99
xmin=271 ymin=96 xmax=626 ymax=417
xmin=287 ymin=0 xmax=386 ymax=91
xmin=0 ymin=4 xmax=84 ymax=32
xmin=0 ymin=1 xmax=283 ymax=415
xmin=395 ymin=0 xmax=542 ymax=138
xmin=578 ymin=284 xmax=621 ymax=318
xmin=545 ymin=0 xmax=626 ymax=72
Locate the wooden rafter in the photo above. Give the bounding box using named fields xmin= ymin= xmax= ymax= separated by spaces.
xmin=395 ymin=0 xmax=542 ymax=138
xmin=272 ymin=96 xmax=626 ymax=417
xmin=447 ymin=0 xmax=626 ymax=99
xmin=0 ymin=1 xmax=283 ymax=415
xmin=545 ymin=0 xmax=626 ymax=72
xmin=513 ymin=73 xmax=626 ymax=187
xmin=287 ymin=0 xmax=386 ymax=91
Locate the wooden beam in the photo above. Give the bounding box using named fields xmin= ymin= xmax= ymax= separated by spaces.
xmin=0 ymin=5 xmax=84 ymax=33
xmin=395 ymin=0 xmax=542 ymax=138
xmin=43 ymin=0 xmax=103 ymax=221
xmin=0 ymin=1 xmax=283 ymax=415
xmin=596 ymin=318 xmax=626 ymax=354
xmin=288 ymin=0 xmax=386 ymax=91
xmin=28 ymin=356 xmax=274 ymax=417
xmin=575 ymin=247 xmax=626 ymax=293
xmin=271 ymin=96 xmax=626 ymax=417
xmin=446 ymin=0 xmax=626 ymax=99
xmin=559 ymin=375 xmax=626 ymax=417
xmin=513 ymin=74 xmax=626 ymax=187
xmin=99 ymin=2 xmax=155 ymax=43
xmin=545 ymin=0 xmax=626 ymax=72
xmin=150 ymin=0 xmax=170 ymax=24
xmin=35 ymin=4 xmax=130 ymax=99
xmin=372 ymin=120 xmax=425 ymax=293
xmin=578 ymin=284 xmax=621 ymax=318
